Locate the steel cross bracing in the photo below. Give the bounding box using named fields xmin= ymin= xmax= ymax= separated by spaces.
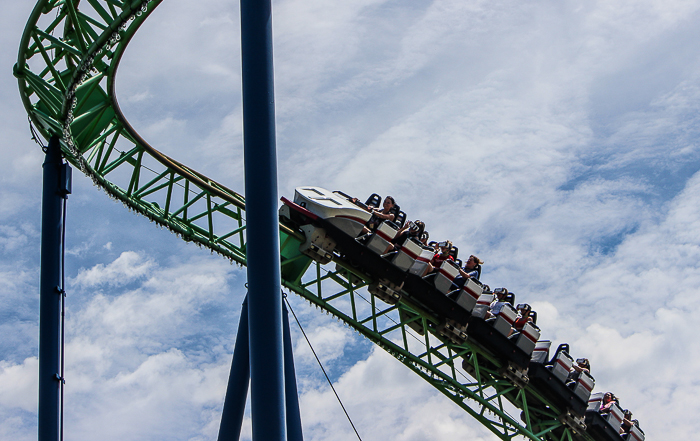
xmin=16 ymin=1 xmax=593 ymax=440
xmin=278 ymin=233 xmax=585 ymax=441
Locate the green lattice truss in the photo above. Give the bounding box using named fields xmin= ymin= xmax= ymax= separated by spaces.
xmin=16 ymin=2 xmax=593 ymax=440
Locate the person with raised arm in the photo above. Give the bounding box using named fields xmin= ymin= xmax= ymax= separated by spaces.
xmin=387 ymin=219 xmax=425 ymax=252
xmin=425 ymin=240 xmax=454 ymax=274
xmin=600 ymin=392 xmax=617 ymax=414
xmin=620 ymin=409 xmax=640 ymax=436
xmin=513 ymin=304 xmax=534 ymax=331
xmin=451 ymin=254 xmax=483 ymax=290
xmin=360 ymin=195 xmax=397 ymax=235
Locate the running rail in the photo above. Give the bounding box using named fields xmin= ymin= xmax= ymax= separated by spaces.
xmin=16 ymin=2 xmax=594 ymax=440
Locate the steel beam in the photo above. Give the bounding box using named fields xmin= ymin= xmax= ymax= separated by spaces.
xmin=38 ymin=136 xmax=64 ymax=441
xmin=283 ymin=301 xmax=303 ymax=441
xmin=218 ymin=297 xmax=251 ymax=441
xmin=240 ymin=0 xmax=286 ymax=438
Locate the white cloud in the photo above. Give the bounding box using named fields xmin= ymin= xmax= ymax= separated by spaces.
xmin=0 ymin=357 xmax=38 ymax=412
xmin=19 ymin=252 xmax=243 ymax=441
xmin=0 ymin=415 xmax=34 ymax=441
xmin=293 ymin=322 xmax=352 ymax=368
xmin=125 ymin=91 xmax=151 ymax=103
xmin=73 ymin=251 xmax=154 ymax=288
xmin=69 ymin=252 xmax=236 ymax=360
xmin=66 ymin=349 xmax=230 ymax=441
xmin=0 ymin=224 xmax=31 ymax=253
xmin=574 ymin=324 xmax=662 ymax=371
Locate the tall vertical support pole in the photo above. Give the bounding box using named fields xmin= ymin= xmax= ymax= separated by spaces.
xmin=38 ymin=136 xmax=63 ymax=441
xmin=218 ymin=297 xmax=251 ymax=441
xmin=240 ymin=0 xmax=286 ymax=439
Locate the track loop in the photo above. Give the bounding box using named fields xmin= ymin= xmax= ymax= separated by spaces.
xmin=17 ymin=2 xmax=594 ymax=440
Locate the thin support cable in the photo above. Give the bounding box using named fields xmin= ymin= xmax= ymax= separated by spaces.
xmin=284 ymin=296 xmax=363 ymax=441
xmin=29 ymin=116 xmax=47 ymax=151
xmin=59 ymin=189 xmax=67 ymax=441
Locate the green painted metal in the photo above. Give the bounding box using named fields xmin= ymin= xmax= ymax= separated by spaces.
xmin=16 ymin=2 xmax=595 ymax=440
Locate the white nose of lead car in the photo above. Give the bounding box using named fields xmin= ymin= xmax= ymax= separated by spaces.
xmin=293 ymin=186 xmax=371 ymax=237
xmin=281 ymin=186 xmax=372 ymax=264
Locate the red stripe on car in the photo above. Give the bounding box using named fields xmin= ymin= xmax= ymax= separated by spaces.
xmin=281 ymin=197 xmax=318 ymax=220
xmin=438 ymin=267 xmax=456 ymax=281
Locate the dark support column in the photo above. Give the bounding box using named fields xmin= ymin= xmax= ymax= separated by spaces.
xmin=38 ymin=136 xmax=63 ymax=441
xmin=283 ymin=301 xmax=303 ymax=441
xmin=218 ymin=297 xmax=251 ymax=441
xmin=240 ymin=0 xmax=286 ymax=439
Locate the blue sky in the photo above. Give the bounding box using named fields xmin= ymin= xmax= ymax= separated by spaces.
xmin=3 ymin=0 xmax=700 ymax=440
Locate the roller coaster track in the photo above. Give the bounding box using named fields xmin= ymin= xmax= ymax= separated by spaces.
xmin=16 ymin=2 xmax=595 ymax=440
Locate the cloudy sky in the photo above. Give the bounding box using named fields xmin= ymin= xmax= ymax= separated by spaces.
xmin=3 ymin=0 xmax=700 ymax=439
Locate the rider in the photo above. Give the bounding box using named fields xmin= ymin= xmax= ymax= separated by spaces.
xmin=361 ymin=195 xmax=397 ymax=235
xmin=425 ymin=240 xmax=454 ymax=274
xmin=388 ymin=219 xmax=425 ymax=251
xmin=451 ymin=255 xmax=483 ymax=290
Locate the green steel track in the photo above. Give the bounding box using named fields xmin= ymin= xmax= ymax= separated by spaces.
xmin=16 ymin=2 xmax=593 ymax=440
